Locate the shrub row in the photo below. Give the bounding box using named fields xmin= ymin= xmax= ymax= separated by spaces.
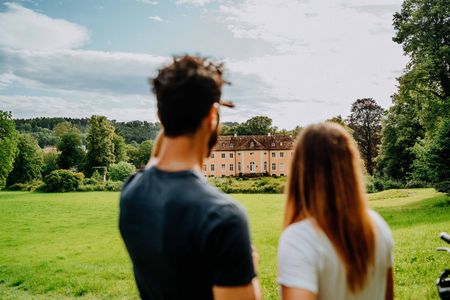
xmin=366 ymin=176 xmax=431 ymax=193
xmin=7 ymin=169 xmax=124 ymax=193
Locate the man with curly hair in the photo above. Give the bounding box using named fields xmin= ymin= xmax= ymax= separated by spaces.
xmin=119 ymin=56 xmax=261 ymax=300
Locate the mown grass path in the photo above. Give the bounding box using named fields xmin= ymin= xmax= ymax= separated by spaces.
xmin=0 ymin=189 xmax=449 ymax=299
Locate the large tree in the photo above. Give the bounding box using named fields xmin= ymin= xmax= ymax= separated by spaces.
xmin=0 ymin=111 xmax=19 ymax=189
xmin=86 ymin=116 xmax=116 ymax=175
xmin=376 ymin=88 xmax=424 ymax=181
xmin=393 ymin=0 xmax=450 ymax=99
xmin=129 ymin=140 xmax=153 ymax=168
xmin=6 ymin=134 xmax=43 ymax=186
xmin=113 ymin=131 xmax=128 ymax=163
xmin=55 ymin=122 xmax=85 ymax=170
xmin=348 ymin=98 xmax=384 ymax=175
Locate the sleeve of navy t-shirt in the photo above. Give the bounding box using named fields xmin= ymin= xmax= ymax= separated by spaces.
xmin=201 ymin=203 xmax=256 ymax=287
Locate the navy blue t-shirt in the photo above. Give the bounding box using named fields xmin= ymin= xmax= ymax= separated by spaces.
xmin=119 ymin=167 xmax=256 ymax=300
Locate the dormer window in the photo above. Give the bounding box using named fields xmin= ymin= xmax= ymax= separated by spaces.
xmin=250 ymin=142 xmax=254 ymax=148
xmin=271 ymin=142 xmax=275 ymax=147
xmin=280 ymin=142 xmax=283 ymax=146
xmin=230 ymin=143 xmax=234 ymax=148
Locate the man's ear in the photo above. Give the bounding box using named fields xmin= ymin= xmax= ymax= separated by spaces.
xmin=208 ymin=103 xmax=219 ymax=129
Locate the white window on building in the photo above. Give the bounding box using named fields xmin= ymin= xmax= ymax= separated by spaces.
xmin=280 ymin=152 xmax=284 ymax=158
xmin=230 ymin=143 xmax=234 ymax=149
xmin=230 ymin=164 xmax=234 ymax=171
xmin=280 ymin=163 xmax=285 ymax=171
xmin=280 ymin=142 xmax=283 ymax=146
xmin=264 ymin=161 xmax=268 ymax=171
xmin=238 ymin=162 xmax=241 ymax=172
xmin=272 ymin=152 xmax=276 ymax=158
xmin=221 ymin=153 xmax=226 ymax=159
xmin=250 ymin=142 xmax=254 ymax=148
xmin=203 ymin=164 xmax=207 ymax=171
xmin=211 ymin=153 xmax=215 ymax=158
xmin=230 ymin=153 xmax=234 ymax=158
xmin=250 ymin=162 xmax=255 ymax=173
xmin=221 ymin=164 xmax=226 ymax=172
xmin=271 ymin=142 xmax=275 ymax=147
xmin=211 ymin=164 xmax=215 ymax=171
xmin=272 ymin=163 xmax=276 ymax=170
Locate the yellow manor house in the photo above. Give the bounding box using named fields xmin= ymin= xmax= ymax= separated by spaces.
xmin=203 ymin=135 xmax=294 ymax=177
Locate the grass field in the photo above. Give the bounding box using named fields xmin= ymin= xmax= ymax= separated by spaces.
xmin=0 ymin=189 xmax=449 ymax=299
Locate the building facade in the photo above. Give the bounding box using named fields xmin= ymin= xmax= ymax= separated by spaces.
xmin=203 ymin=135 xmax=294 ymax=177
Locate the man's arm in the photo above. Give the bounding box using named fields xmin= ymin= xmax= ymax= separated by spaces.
xmin=203 ymin=204 xmax=260 ymax=299
xmin=213 ymin=278 xmax=262 ymax=300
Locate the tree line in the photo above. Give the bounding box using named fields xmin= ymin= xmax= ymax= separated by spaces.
xmin=14 ymin=117 xmax=161 ymax=147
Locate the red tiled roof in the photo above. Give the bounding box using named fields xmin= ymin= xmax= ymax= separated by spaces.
xmin=212 ymin=135 xmax=294 ymax=151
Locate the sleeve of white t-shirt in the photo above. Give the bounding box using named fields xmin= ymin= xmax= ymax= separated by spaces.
xmin=278 ymin=223 xmax=319 ymax=293
xmin=369 ymin=210 xmax=395 ymax=267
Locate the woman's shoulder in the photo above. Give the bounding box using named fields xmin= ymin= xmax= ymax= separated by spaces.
xmin=279 ymin=219 xmax=325 ymax=251
xmin=368 ymin=209 xmax=394 ymax=248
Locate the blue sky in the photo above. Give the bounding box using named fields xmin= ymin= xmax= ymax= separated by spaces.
xmin=0 ymin=0 xmax=408 ymax=129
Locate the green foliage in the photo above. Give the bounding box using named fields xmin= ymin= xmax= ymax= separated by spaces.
xmin=56 ymin=123 xmax=85 ymax=170
xmin=0 ymin=111 xmax=19 ymax=189
xmin=43 ymin=169 xmax=84 ymax=192
xmin=42 ymin=151 xmax=60 ymax=177
xmin=129 ymin=140 xmax=153 ymax=168
xmin=113 ymin=120 xmax=160 ymax=144
xmin=86 ymin=116 xmax=116 ymax=175
xmin=347 ymin=98 xmax=384 ymax=175
xmin=209 ymin=176 xmax=285 ymax=194
xmin=7 ymin=180 xmax=44 ymax=192
xmin=113 ymin=133 xmax=128 ymax=163
xmin=30 ymin=127 xmax=57 ymax=148
xmin=435 ymin=181 xmax=450 ymax=195
xmin=78 ymin=181 xmax=123 ymax=192
xmin=15 ymin=117 xmax=88 ymax=132
xmin=393 ymin=0 xmax=450 ymax=99
xmin=376 ymin=85 xmax=425 ymax=181
xmin=366 ymin=176 xmax=406 ymax=193
xmin=6 ymin=134 xmax=43 ymax=186
xmin=430 ymin=118 xmax=450 ymax=182
xmin=91 ymin=170 xmax=104 ymax=182
xmin=108 ymin=162 xmax=136 ymax=182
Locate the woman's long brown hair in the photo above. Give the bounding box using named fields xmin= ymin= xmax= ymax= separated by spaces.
xmin=284 ymin=122 xmax=375 ymax=293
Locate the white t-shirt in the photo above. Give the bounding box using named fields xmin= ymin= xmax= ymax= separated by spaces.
xmin=278 ymin=210 xmax=393 ymax=300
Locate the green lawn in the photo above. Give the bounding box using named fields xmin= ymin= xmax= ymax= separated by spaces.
xmin=0 ymin=189 xmax=449 ymax=299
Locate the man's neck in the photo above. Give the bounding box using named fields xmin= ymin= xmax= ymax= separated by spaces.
xmin=156 ymin=135 xmax=205 ymax=172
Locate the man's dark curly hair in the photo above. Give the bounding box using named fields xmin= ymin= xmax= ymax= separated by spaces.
xmin=151 ymin=55 xmax=226 ymax=137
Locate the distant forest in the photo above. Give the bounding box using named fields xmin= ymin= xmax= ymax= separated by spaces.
xmin=14 ymin=117 xmax=161 ymax=146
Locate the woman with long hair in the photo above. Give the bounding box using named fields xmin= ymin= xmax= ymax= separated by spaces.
xmin=278 ymin=122 xmax=394 ymax=300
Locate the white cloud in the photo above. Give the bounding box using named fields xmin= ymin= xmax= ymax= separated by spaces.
xmin=0 ymin=48 xmax=168 ymax=95
xmin=148 ymin=16 xmax=163 ymax=22
xmin=0 ymin=2 xmax=90 ymax=50
xmin=136 ymin=0 xmax=159 ymax=4
xmin=215 ymin=0 xmax=408 ymax=127
xmin=176 ymin=0 xmax=213 ymax=6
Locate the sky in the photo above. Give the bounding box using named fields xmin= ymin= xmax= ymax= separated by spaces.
xmin=0 ymin=0 xmax=408 ymax=129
